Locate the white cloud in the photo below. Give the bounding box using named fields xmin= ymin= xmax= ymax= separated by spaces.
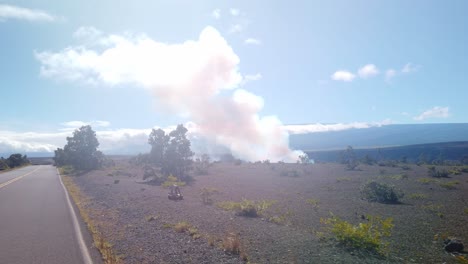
xmin=358 ymin=64 xmax=379 ymax=79
xmin=244 ymin=38 xmax=261 ymax=45
xmin=230 ymin=8 xmax=240 ymax=16
xmin=414 ymin=106 xmax=450 ymax=121
xmin=385 ymin=69 xmax=396 ymax=81
xmin=402 ymin=63 xmax=419 ymax=74
xmin=60 ymin=120 xmax=111 ymax=130
xmin=229 ymin=24 xmax=243 ymax=33
xmin=284 ymin=120 xmax=392 ymax=134
xmin=0 ymin=128 xmax=152 ymax=155
xmin=331 ymin=70 xmax=355 ymax=82
xmin=35 ymin=26 xmax=303 ymax=162
xmin=242 ymin=73 xmax=262 ymax=85
xmin=211 ymin=8 xmax=221 ymax=19
xmin=0 ymin=4 xmax=56 ymax=22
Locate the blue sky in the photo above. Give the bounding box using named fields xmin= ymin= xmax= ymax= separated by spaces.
xmin=1 ymin=0 xmax=467 ymax=158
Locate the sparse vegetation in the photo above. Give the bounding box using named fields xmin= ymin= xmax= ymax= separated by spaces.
xmin=421 ymin=203 xmax=444 ymax=217
xmin=408 ymin=193 xmax=428 ymax=200
xmin=217 ymin=199 xmax=276 ymax=217
xmin=336 ymin=177 xmax=352 ymax=183
xmin=200 ymin=187 xmax=220 ymax=205
xmin=174 ymin=221 xmax=191 ymax=233
xmin=380 ymin=174 xmax=408 ymax=180
xmin=280 ymin=169 xmax=300 ymax=177
xmin=306 ymin=198 xmax=320 ymax=209
xmin=360 ymin=181 xmax=403 ymax=204
xmin=321 ymin=214 xmax=394 ymax=254
xmin=417 ymin=177 xmax=439 ymax=184
xmin=439 ymin=180 xmax=460 ymax=190
xmin=161 ymin=175 xmax=186 ymax=188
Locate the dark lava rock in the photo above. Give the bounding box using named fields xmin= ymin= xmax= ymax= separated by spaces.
xmin=444 ymin=238 xmax=464 ymax=252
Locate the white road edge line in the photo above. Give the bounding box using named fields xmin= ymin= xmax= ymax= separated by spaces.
xmin=57 ymin=168 xmax=93 ymax=264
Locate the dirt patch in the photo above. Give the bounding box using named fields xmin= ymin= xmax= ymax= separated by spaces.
xmin=70 ymin=160 xmax=468 ymax=263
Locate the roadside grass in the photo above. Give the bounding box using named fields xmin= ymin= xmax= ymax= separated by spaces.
xmin=61 ymin=175 xmax=121 ymax=264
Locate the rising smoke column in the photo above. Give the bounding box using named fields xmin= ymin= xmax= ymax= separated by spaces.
xmin=36 ymin=26 xmax=303 ymax=161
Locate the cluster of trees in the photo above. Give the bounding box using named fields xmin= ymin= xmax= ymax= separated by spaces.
xmin=148 ymin=124 xmax=194 ymax=177
xmin=0 ymin=154 xmax=30 ymax=170
xmin=54 ymin=125 xmax=104 ymax=170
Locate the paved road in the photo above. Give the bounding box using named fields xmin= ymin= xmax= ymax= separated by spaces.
xmin=0 ymin=165 xmax=92 ymax=264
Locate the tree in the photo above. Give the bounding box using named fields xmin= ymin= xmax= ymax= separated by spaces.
xmin=163 ymin=124 xmax=194 ymax=177
xmin=341 ymin=146 xmax=358 ymax=170
xmin=147 ymin=124 xmax=194 ymax=177
xmin=6 ymin=154 xmax=29 ymax=168
xmin=148 ymin=128 xmax=169 ymax=166
xmin=55 ymin=125 xmax=103 ymax=170
xmin=0 ymin=157 xmax=10 ymax=170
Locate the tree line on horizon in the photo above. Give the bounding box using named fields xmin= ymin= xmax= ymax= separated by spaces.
xmin=53 ymin=124 xmax=194 ymax=179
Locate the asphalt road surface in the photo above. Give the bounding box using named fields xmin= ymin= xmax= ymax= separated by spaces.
xmin=0 ymin=165 xmax=94 ymax=264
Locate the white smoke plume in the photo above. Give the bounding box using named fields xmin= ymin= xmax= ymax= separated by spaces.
xmin=36 ymin=26 xmax=303 ymax=162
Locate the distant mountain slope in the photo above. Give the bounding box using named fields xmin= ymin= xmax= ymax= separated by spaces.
xmin=289 ymin=123 xmax=468 ymax=151
xmin=305 ymin=141 xmax=468 ymax=163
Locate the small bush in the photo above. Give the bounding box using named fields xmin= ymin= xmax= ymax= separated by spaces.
xmin=428 ymin=166 xmax=449 ymax=178
xmin=217 ymin=199 xmax=276 ymax=217
xmin=113 ymin=179 xmax=120 ymax=184
xmin=321 ymin=214 xmax=393 ymax=254
xmin=174 ymin=221 xmax=191 ymax=233
xmin=222 ymin=232 xmax=241 ymax=255
xmin=464 ymin=208 xmax=468 ymax=215
xmin=361 ymin=181 xmax=403 ymax=204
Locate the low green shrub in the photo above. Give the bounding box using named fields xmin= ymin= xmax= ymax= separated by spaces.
xmin=427 ymin=166 xmax=449 ymax=178
xmin=360 ymin=181 xmax=403 ymax=204
xmin=217 ymin=199 xmax=276 ymax=217
xmin=321 ymin=214 xmax=393 ymax=254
